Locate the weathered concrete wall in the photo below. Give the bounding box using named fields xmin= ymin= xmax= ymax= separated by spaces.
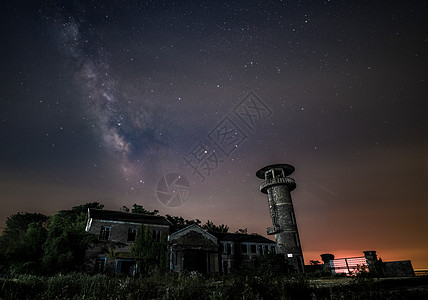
xmin=258 ymin=164 xmax=304 ymax=272
xmin=383 ymin=260 xmax=414 ymax=277
xmin=85 ymin=218 xmax=169 ymax=274
xmin=170 ymin=225 xmax=219 ymax=274
xmin=88 ymin=218 xmax=169 ymax=244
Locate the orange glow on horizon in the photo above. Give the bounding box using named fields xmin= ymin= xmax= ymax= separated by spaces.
xmin=304 ymin=248 xmax=428 ymax=269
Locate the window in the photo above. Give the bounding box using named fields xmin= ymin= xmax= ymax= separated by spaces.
xmin=241 ymin=244 xmax=247 ymax=254
xmin=270 ymin=246 xmax=276 ymax=253
xmin=250 ymin=244 xmax=257 ymax=254
xmin=127 ymin=228 xmax=137 ymax=242
xmin=265 ymin=170 xmax=273 ymax=179
xmin=153 ymin=229 xmax=161 ymax=242
xmin=221 ymin=242 xmax=226 ymax=253
xmin=298 ymin=255 xmax=304 ymax=272
xmin=99 ymin=226 xmax=111 ymax=241
xmin=226 ymin=243 xmax=232 ymax=255
xmin=258 ymin=245 xmax=263 ymax=254
xmin=95 ymin=257 xmax=106 ymax=272
xmin=294 ymin=233 xmax=300 ymax=247
xmin=290 ymin=211 xmax=296 ymax=225
xmin=287 ymin=253 xmax=293 ymax=258
xmin=274 ymin=169 xmax=284 ymax=178
xmin=264 ymin=245 xmax=269 ymax=254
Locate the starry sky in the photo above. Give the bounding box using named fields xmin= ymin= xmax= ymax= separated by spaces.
xmin=1 ymin=1 xmax=427 ymax=268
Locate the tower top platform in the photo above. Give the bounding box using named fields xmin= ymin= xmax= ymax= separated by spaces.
xmin=256 ymin=164 xmax=295 ymax=179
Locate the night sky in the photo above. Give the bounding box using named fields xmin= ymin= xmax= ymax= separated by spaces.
xmin=1 ymin=1 xmax=427 ymax=268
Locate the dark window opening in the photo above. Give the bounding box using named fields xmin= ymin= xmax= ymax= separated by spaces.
xmin=153 ymin=229 xmax=161 ymax=242
xmin=274 ymin=169 xmax=284 ymax=178
xmin=265 ymin=171 xmax=274 ymax=179
xmin=290 ymin=211 xmax=296 ymax=225
xmin=222 ymin=260 xmax=229 ymax=274
xmin=258 ymin=245 xmax=263 ymax=254
xmin=250 ymin=245 xmax=257 ymax=254
xmin=294 ymin=233 xmax=300 ymax=247
xmin=95 ymin=257 xmax=106 ymax=272
xmin=127 ymin=228 xmax=137 ymax=242
xmin=241 ymin=244 xmax=247 ymax=254
xmin=271 ymin=246 xmax=276 ymax=253
xmin=226 ymin=243 xmax=232 ymax=255
xmin=99 ymin=226 xmax=111 ymax=241
xmin=264 ymin=245 xmax=269 ymax=253
xmin=298 ymin=255 xmax=304 ymax=272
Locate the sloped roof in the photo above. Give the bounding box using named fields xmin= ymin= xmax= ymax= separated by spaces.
xmin=88 ymin=209 xmax=171 ymax=226
xmin=170 ymin=224 xmax=218 ymax=243
xmin=215 ymin=233 xmax=276 ymax=244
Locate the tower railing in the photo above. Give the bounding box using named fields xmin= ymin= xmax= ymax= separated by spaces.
xmin=260 ymin=177 xmax=296 ymax=193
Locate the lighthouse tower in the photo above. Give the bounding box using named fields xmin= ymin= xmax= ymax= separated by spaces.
xmin=256 ymin=164 xmax=304 ymax=272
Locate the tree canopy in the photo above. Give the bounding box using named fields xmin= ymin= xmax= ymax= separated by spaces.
xmin=0 ymin=202 xmax=103 ymax=275
xmin=202 ymin=220 xmax=229 ymax=234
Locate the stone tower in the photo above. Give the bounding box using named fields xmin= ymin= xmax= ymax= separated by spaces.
xmin=256 ymin=164 xmax=304 ymax=272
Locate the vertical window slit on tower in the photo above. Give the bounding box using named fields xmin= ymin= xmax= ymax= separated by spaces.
xmin=290 ymin=211 xmax=296 ymax=225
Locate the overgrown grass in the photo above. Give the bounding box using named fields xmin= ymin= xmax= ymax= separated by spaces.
xmin=1 ymin=272 xmax=427 ymax=300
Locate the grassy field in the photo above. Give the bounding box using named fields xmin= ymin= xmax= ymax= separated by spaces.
xmin=1 ymin=273 xmax=427 ymax=299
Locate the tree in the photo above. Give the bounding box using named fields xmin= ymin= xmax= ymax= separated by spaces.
xmin=164 ymin=214 xmax=201 ymax=232
xmin=130 ymin=225 xmax=167 ymax=275
xmin=42 ymin=203 xmax=102 ymax=274
xmin=3 ymin=212 xmax=48 ymax=236
xmin=131 ymin=204 xmax=159 ymax=215
xmin=120 ymin=206 xmax=130 ymax=212
xmin=257 ymin=252 xmax=293 ymax=277
xmin=202 ymin=220 xmax=229 ymax=234
xmin=235 ymin=228 xmax=248 ymax=234
xmin=0 ymin=212 xmax=48 ymax=275
xmin=72 ymin=202 xmax=104 ymax=214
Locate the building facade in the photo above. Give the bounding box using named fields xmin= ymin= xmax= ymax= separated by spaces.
xmin=216 ymin=232 xmax=276 ymax=274
xmin=169 ymin=224 xmax=220 ymax=274
xmin=85 ymin=209 xmax=171 ymax=275
xmin=85 ymin=209 xmax=277 ymax=275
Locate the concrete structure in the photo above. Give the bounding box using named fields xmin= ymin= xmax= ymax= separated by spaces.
xmin=85 ymin=209 xmax=171 ymax=275
xmin=169 ymin=224 xmax=219 ymax=274
xmin=85 ymin=210 xmax=277 ymax=275
xmin=321 ymin=251 xmax=414 ymax=277
xmin=169 ymin=225 xmax=277 ymax=275
xmin=256 ymin=164 xmax=304 ymax=272
xmin=216 ymin=232 xmax=276 ymax=274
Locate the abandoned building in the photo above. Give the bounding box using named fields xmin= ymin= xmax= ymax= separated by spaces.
xmin=85 ymin=209 xmax=277 ymax=275
xmin=169 ymin=224 xmax=219 ymax=274
xmin=85 ymin=208 xmax=171 ymax=274
xmin=215 ymin=232 xmax=276 ymax=274
xmin=318 ymin=251 xmax=414 ymax=277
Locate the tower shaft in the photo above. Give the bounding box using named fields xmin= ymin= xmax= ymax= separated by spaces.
xmin=257 ymin=164 xmax=304 ymax=272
